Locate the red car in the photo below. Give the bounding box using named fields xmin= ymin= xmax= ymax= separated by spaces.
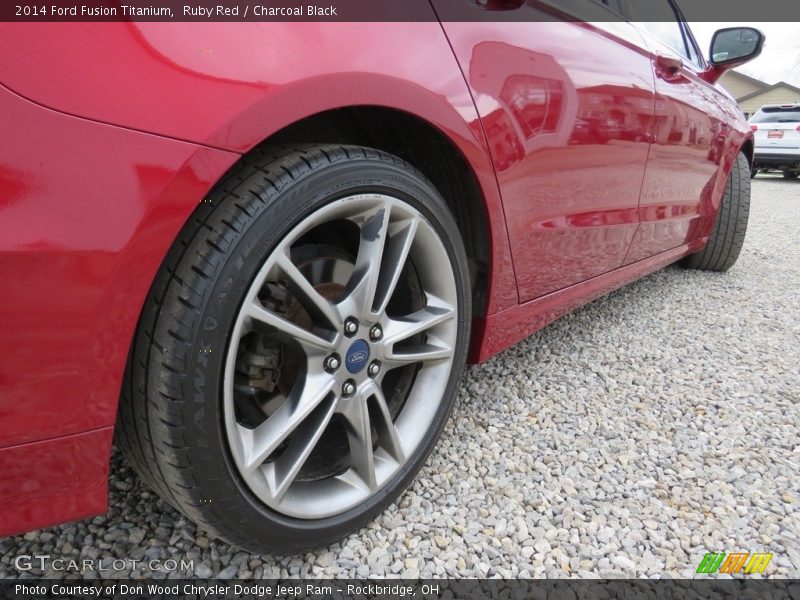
xmin=0 ymin=6 xmax=762 ymax=552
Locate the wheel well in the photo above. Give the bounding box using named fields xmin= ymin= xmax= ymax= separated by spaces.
xmin=741 ymin=138 xmax=754 ymax=167
xmin=262 ymin=107 xmax=491 ymax=317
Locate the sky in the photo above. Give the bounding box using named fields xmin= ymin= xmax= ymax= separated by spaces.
xmin=689 ymin=23 xmax=800 ymax=86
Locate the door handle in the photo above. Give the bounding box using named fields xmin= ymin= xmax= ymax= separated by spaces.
xmin=654 ymin=53 xmax=684 ymax=80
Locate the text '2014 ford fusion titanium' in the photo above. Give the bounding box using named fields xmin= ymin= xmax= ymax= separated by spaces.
xmin=0 ymin=3 xmax=762 ymax=552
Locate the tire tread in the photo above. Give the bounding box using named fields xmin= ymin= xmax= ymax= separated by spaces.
xmin=682 ymin=151 xmax=750 ymax=271
xmin=116 ymin=144 xmax=464 ymax=550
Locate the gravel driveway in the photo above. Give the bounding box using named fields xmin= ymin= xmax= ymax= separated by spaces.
xmin=2 ymin=175 xmax=798 ymax=580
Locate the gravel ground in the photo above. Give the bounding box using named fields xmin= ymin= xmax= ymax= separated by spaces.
xmin=2 ymin=175 xmax=798 ymax=580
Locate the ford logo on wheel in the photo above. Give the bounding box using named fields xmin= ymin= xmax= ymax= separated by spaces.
xmin=348 ymin=351 xmax=367 ymax=363
xmin=345 ymin=339 xmax=370 ymax=374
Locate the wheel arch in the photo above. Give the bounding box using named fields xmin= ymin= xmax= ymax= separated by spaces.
xmin=253 ymin=106 xmax=493 ymax=319
xmin=740 ymin=137 xmax=754 ymax=167
xmin=195 ymin=65 xmax=519 ymax=319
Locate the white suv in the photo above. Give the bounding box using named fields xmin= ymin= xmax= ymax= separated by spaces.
xmin=750 ymin=103 xmax=800 ymax=179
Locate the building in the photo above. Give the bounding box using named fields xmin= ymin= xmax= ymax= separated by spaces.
xmin=718 ymin=71 xmax=800 ymax=119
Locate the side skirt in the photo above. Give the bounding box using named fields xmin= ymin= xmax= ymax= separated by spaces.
xmin=469 ymin=239 xmax=706 ymax=363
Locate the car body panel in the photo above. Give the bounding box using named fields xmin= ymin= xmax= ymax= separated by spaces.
xmin=0 ymin=17 xmax=754 ymax=536
xmin=0 ymin=83 xmax=240 ymax=449
xmin=0 ymin=21 xmax=519 ymax=318
xmin=440 ymin=16 xmax=653 ymax=302
xmin=623 ymin=27 xmax=749 ymax=264
xmin=0 ymin=427 xmax=113 ymax=538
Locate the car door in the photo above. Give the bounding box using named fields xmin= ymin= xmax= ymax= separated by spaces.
xmin=435 ymin=0 xmax=655 ymax=303
xmin=623 ymin=0 xmax=727 ymax=264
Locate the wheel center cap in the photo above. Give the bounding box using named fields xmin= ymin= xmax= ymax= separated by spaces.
xmin=345 ymin=339 xmax=370 ymax=374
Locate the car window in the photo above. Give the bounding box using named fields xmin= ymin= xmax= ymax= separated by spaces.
xmin=680 ymin=23 xmax=703 ymax=67
xmin=641 ymin=21 xmax=687 ymax=57
xmin=625 ymin=0 xmax=689 ymax=59
xmin=750 ymin=108 xmax=800 ymax=123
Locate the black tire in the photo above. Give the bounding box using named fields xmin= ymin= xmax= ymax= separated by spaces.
xmin=681 ymin=151 xmax=750 ymax=272
xmin=783 ymin=170 xmax=799 ymax=180
xmin=116 ymin=145 xmax=471 ymax=553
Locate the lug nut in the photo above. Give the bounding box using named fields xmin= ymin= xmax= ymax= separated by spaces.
xmin=344 ymin=318 xmax=359 ymax=336
xmin=368 ymin=361 xmax=381 ymax=378
xmin=342 ymin=380 xmax=357 ymax=397
xmin=324 ymin=354 xmax=341 ymax=373
xmin=369 ymin=324 xmax=383 ymax=342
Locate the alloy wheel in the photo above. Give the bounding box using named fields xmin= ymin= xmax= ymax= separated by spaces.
xmin=223 ymin=193 xmax=458 ymax=519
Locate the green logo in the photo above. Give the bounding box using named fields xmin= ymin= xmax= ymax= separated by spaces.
xmin=696 ymin=552 xmax=773 ymax=574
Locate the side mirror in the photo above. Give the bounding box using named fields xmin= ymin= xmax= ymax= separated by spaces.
xmin=701 ymin=27 xmax=764 ymax=84
xmin=709 ymin=27 xmax=765 ymax=66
